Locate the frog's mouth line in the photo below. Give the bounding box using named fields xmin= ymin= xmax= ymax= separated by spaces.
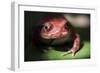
xmin=39 ymin=33 xmax=74 ymax=45
xmin=41 ymin=31 xmax=69 ymax=39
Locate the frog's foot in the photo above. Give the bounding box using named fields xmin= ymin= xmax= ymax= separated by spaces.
xmin=62 ymin=50 xmax=75 ymax=56
xmin=62 ymin=33 xmax=80 ymax=56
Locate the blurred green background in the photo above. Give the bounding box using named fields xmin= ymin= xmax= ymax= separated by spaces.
xmin=24 ymin=11 xmax=90 ymax=61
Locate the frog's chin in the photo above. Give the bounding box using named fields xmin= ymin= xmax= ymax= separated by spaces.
xmin=40 ymin=34 xmax=50 ymax=39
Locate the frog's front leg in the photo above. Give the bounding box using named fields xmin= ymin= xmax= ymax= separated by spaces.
xmin=63 ymin=34 xmax=80 ymax=56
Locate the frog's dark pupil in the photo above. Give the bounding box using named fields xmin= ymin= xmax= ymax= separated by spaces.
xmin=45 ymin=26 xmax=48 ymax=29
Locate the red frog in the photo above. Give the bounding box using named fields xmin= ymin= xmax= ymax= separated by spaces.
xmin=40 ymin=14 xmax=80 ymax=56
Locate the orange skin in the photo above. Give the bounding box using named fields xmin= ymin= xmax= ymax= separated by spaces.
xmin=40 ymin=15 xmax=80 ymax=56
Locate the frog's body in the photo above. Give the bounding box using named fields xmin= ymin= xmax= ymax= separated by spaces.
xmin=40 ymin=14 xmax=80 ymax=56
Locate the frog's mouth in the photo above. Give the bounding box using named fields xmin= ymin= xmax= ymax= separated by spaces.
xmin=39 ymin=32 xmax=74 ymax=45
xmin=41 ymin=31 xmax=69 ymax=39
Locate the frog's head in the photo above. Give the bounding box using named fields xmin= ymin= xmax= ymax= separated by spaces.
xmin=40 ymin=14 xmax=71 ymax=39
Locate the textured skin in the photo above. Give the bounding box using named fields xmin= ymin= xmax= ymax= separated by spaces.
xmin=40 ymin=14 xmax=80 ymax=56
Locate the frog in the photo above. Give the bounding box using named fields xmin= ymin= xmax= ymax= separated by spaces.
xmin=40 ymin=14 xmax=80 ymax=56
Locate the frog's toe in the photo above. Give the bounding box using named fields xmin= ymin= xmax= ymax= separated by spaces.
xmin=72 ymin=53 xmax=75 ymax=56
xmin=62 ymin=50 xmax=72 ymax=56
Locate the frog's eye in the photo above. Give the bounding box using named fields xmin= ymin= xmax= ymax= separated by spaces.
xmin=44 ymin=25 xmax=49 ymax=30
xmin=43 ymin=23 xmax=51 ymax=31
xmin=65 ymin=22 xmax=73 ymax=29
